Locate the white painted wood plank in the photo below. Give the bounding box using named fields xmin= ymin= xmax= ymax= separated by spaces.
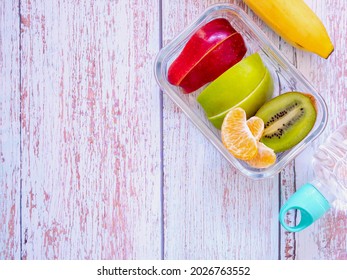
xmin=162 ymin=0 xmax=279 ymax=259
xmin=291 ymin=0 xmax=347 ymax=260
xmin=20 ymin=0 xmax=162 ymax=259
xmin=0 ymin=0 xmax=21 ymax=259
xmin=276 ymin=37 xmax=299 ymax=261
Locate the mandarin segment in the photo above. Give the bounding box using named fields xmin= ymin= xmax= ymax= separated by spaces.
xmin=221 ymin=107 xmax=258 ymax=160
xmin=247 ymin=116 xmax=264 ymax=141
xmin=246 ymin=142 xmax=277 ymax=168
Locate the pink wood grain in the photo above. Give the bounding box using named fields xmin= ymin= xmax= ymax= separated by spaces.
xmin=280 ymin=161 xmax=297 ymax=260
xmin=0 ymin=0 xmax=21 ymax=259
xmin=19 ymin=0 xmax=161 ymax=259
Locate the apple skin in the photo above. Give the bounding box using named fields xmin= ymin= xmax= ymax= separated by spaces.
xmin=197 ymin=53 xmax=274 ymax=129
xmin=209 ymin=69 xmax=273 ymax=128
xmin=168 ymin=18 xmax=247 ymax=94
xmin=197 ymin=53 xmax=266 ymax=117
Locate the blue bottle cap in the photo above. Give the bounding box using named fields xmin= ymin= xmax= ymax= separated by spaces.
xmin=279 ymin=183 xmax=331 ymax=232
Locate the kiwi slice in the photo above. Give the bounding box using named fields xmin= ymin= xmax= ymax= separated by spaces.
xmin=255 ymin=92 xmax=317 ymax=153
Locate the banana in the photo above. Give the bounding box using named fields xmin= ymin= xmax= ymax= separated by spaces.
xmin=243 ymin=0 xmax=334 ymax=58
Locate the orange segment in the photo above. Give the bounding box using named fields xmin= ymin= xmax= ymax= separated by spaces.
xmin=247 ymin=116 xmax=264 ymax=141
xmin=246 ymin=142 xmax=277 ymax=168
xmin=221 ymin=108 xmax=258 ymax=160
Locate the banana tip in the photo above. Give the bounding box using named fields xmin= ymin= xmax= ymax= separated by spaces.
xmin=323 ymin=47 xmax=334 ymax=59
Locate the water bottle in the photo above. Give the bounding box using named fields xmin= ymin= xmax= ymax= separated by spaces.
xmin=279 ymin=123 xmax=347 ymax=232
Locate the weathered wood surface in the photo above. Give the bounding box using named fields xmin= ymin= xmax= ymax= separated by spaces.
xmin=0 ymin=0 xmax=21 ymax=260
xmin=0 ymin=0 xmax=346 ymax=260
xmin=19 ymin=0 xmax=162 ymax=259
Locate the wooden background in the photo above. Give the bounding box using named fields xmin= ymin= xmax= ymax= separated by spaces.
xmin=1 ymin=0 xmax=346 ymax=260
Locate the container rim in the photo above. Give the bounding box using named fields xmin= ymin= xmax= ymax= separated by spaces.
xmin=153 ymin=3 xmax=328 ymax=179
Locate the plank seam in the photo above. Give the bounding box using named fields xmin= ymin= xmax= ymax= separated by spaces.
xmin=18 ymin=0 xmax=23 ymax=260
xmin=291 ymin=48 xmax=298 ymax=261
xmin=158 ymin=0 xmax=165 ymax=261
xmin=292 ymin=168 xmax=297 ymax=260
xmin=278 ymin=173 xmax=281 ymax=260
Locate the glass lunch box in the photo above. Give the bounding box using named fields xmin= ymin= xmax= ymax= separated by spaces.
xmin=154 ymin=3 xmax=328 ymax=179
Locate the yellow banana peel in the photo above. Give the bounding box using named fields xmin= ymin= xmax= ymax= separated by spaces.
xmin=244 ymin=0 xmax=334 ymax=58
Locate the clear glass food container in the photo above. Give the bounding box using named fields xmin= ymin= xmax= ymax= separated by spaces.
xmin=154 ymin=3 xmax=328 ymax=179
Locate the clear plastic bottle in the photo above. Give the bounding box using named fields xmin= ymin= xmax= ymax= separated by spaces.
xmin=279 ymin=123 xmax=347 ymax=232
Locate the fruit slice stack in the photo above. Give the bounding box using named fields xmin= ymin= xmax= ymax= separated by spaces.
xmin=168 ymin=18 xmax=247 ymax=93
xmin=166 ymin=17 xmax=318 ymax=169
xmin=197 ymin=53 xmax=273 ymax=129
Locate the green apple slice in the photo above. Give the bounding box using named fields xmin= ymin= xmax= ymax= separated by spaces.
xmin=197 ymin=53 xmax=266 ymax=118
xmin=209 ymin=69 xmax=273 ymax=128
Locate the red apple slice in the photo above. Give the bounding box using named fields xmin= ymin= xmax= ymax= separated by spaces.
xmin=168 ymin=18 xmax=247 ymax=94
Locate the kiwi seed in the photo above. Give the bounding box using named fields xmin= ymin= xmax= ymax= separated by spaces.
xmin=255 ymin=92 xmax=317 ymax=153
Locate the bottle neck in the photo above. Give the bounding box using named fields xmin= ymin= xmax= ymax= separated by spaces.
xmin=310 ymin=179 xmax=337 ymax=204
